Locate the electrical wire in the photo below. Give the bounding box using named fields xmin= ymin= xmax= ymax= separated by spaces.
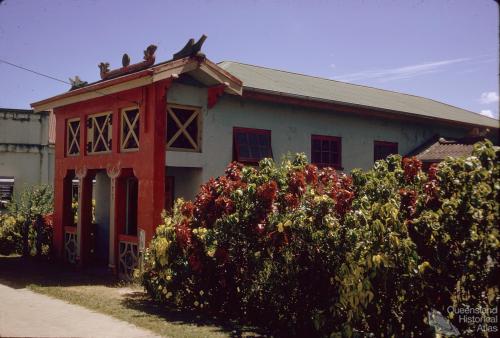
xmin=0 ymin=58 xmax=141 ymax=106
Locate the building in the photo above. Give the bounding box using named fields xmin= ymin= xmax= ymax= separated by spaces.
xmin=31 ymin=38 xmax=498 ymax=277
xmin=407 ymin=133 xmax=489 ymax=171
xmin=0 ymin=108 xmax=54 ymax=210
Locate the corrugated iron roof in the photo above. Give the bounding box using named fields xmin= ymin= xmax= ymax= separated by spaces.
xmin=411 ymin=137 xmax=475 ymax=162
xmin=218 ymin=61 xmax=499 ymax=129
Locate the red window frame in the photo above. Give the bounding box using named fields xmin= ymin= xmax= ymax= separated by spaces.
xmin=374 ymin=140 xmax=398 ymax=162
xmin=311 ymin=134 xmax=342 ymax=169
xmin=233 ymin=127 xmax=272 ymax=164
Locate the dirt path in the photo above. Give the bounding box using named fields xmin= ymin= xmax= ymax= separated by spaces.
xmin=0 ymin=283 xmax=163 ymax=338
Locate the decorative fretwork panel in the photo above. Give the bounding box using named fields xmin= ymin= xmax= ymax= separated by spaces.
xmin=166 ymin=105 xmax=200 ymax=151
xmin=66 ymin=118 xmax=80 ymax=156
xmin=119 ymin=239 xmax=138 ymax=279
xmin=87 ymin=112 xmax=112 ymax=154
xmin=64 ymin=230 xmax=77 ymax=264
xmin=121 ymin=108 xmax=140 ymax=151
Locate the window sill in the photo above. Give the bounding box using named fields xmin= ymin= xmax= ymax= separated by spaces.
xmin=312 ymin=163 xmax=344 ymax=171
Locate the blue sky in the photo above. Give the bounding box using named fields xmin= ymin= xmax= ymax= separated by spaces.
xmin=0 ymin=0 xmax=498 ymax=119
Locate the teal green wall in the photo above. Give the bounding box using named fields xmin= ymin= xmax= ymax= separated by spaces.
xmin=166 ymin=83 xmax=471 ymax=200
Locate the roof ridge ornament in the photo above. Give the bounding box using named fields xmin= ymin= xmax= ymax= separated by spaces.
xmin=99 ymin=44 xmax=157 ymax=80
xmin=69 ymin=76 xmax=88 ymax=91
xmin=173 ymin=35 xmax=207 ymax=60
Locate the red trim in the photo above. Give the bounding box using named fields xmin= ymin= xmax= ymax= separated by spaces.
xmin=101 ymin=59 xmax=155 ymax=81
xmin=118 ymin=234 xmax=138 ymax=244
xmin=207 ymin=84 xmax=226 ymax=109
xmin=233 ymin=127 xmax=272 ymax=164
xmin=311 ymin=134 xmax=343 ymax=170
xmin=374 ymin=140 xmax=398 ymax=162
xmin=374 ymin=140 xmax=398 ymax=147
xmin=32 ymin=69 xmax=154 ymax=109
xmin=64 ymin=225 xmax=77 ymax=234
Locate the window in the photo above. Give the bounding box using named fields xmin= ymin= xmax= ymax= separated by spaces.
xmin=311 ymin=135 xmax=342 ymax=169
xmin=0 ymin=176 xmax=14 ymax=209
xmin=66 ymin=118 xmax=80 ymax=156
xmin=233 ymin=127 xmax=272 ymax=163
xmin=121 ymin=107 xmax=140 ymax=151
xmin=374 ymin=141 xmax=398 ymax=162
xmin=87 ymin=112 xmax=112 ymax=154
xmin=166 ymin=104 xmax=200 ymax=151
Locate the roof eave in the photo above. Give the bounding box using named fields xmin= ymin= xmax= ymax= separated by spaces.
xmin=243 ymin=87 xmax=499 ymax=130
xmin=31 ymin=57 xmax=243 ymax=112
xmin=31 ymin=69 xmax=154 ymax=112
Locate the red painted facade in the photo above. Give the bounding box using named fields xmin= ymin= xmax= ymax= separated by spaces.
xmin=52 ymin=80 xmax=172 ymax=269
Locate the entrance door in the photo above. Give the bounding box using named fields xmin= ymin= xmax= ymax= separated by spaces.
xmin=94 ymin=171 xmax=110 ymax=266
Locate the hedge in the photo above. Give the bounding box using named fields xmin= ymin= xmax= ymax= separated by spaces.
xmin=142 ymin=141 xmax=499 ymax=337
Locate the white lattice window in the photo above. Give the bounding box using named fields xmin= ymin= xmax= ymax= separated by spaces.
xmin=66 ymin=118 xmax=80 ymax=156
xmin=166 ymin=104 xmax=201 ymax=152
xmin=87 ymin=112 xmax=112 ymax=154
xmin=120 ymin=107 xmax=140 ymax=151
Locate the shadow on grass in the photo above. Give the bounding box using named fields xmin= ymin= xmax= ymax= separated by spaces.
xmin=121 ymin=291 xmax=267 ymax=338
xmin=0 ymin=255 xmax=119 ymax=289
xmin=0 ymin=255 xmax=268 ymax=337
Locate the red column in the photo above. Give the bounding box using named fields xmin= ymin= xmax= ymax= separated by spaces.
xmin=52 ymin=110 xmax=67 ymax=259
xmin=108 ymin=170 xmax=126 ymax=271
xmin=136 ymin=81 xmax=169 ymax=246
xmin=53 ymin=173 xmax=66 ymax=258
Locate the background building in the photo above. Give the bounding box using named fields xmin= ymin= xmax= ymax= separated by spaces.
xmin=0 ymin=108 xmax=54 ymax=209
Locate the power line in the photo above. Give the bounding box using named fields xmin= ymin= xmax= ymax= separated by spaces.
xmin=0 ymin=58 xmax=141 ymax=106
xmin=0 ymin=58 xmax=70 ymax=85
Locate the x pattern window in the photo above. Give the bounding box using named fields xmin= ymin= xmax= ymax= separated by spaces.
xmin=374 ymin=141 xmax=398 ymax=162
xmin=121 ymin=108 xmax=140 ymax=151
xmin=87 ymin=112 xmax=112 ymax=154
xmin=233 ymin=127 xmax=272 ymax=163
xmin=167 ymin=105 xmax=200 ymax=151
xmin=66 ymin=118 xmax=80 ymax=156
xmin=311 ymin=135 xmax=342 ymax=169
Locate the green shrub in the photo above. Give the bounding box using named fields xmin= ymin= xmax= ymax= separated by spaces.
xmin=0 ymin=213 xmax=22 ymax=255
xmin=142 ymin=141 xmax=499 ymax=337
xmin=0 ymin=185 xmax=54 ymax=257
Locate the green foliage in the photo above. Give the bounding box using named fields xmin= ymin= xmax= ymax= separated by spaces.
xmin=143 ymin=141 xmax=499 ymax=337
xmin=0 ymin=185 xmax=54 ymax=257
xmin=0 ymin=213 xmax=22 ymax=255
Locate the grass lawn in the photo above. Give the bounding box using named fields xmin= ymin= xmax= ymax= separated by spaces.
xmin=0 ymin=255 xmax=265 ymax=338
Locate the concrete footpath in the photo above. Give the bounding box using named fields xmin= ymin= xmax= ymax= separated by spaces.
xmin=0 ymin=283 xmax=163 ymax=338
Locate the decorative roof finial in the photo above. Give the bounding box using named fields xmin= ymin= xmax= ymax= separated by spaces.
xmin=122 ymin=54 xmax=130 ymax=67
xmin=143 ymin=44 xmax=157 ymax=63
xmin=173 ymin=34 xmax=207 ymax=60
xmin=69 ymin=76 xmax=88 ymax=91
xmin=98 ymin=62 xmax=110 ymax=79
xmin=98 ymin=44 xmax=157 ymax=80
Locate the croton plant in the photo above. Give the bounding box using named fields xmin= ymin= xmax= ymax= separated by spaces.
xmin=142 ymin=141 xmax=499 ymax=337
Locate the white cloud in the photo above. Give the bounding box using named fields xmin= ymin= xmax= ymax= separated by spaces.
xmin=330 ymin=63 xmax=336 ymax=69
xmin=334 ymin=58 xmax=469 ymax=83
xmin=480 ymin=110 xmax=495 ymax=118
xmin=479 ymin=91 xmax=499 ymax=104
